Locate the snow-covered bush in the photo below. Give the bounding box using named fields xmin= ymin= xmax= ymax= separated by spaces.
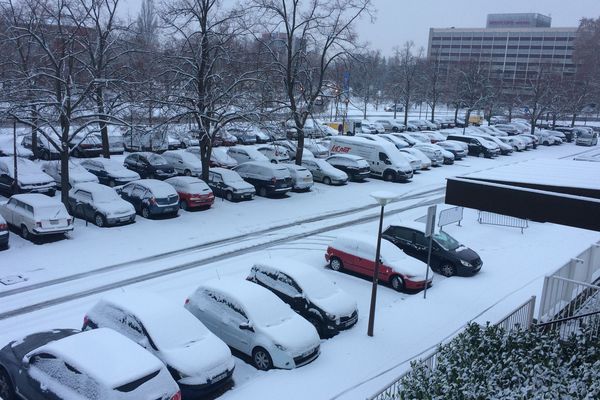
xmin=398 ymin=321 xmax=600 ymax=400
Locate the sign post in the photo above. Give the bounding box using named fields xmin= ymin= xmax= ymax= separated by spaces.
xmin=423 ymin=205 xmax=437 ymax=299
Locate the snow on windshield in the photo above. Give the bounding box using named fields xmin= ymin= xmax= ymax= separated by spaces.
xmin=148 ymin=154 xmax=168 ymax=166
xmin=93 ymin=189 xmax=121 ymax=203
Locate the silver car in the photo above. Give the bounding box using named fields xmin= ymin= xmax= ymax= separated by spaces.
xmin=302 ymin=158 xmax=348 ymax=185
xmin=281 ymin=163 xmax=314 ymax=191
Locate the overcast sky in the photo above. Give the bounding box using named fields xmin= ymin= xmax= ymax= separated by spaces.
xmin=120 ymin=0 xmax=600 ymax=55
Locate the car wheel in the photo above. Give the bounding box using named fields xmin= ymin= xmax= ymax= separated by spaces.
xmin=513 ymin=146 xmax=518 ymax=152
xmin=478 ymin=152 xmax=485 ymax=158
xmin=21 ymin=225 xmax=30 ymax=240
xmin=259 ymin=187 xmax=268 ymax=197
xmin=141 ymin=207 xmax=151 ymax=219
xmin=390 ymin=275 xmax=404 ymax=292
xmin=329 ymin=257 xmax=343 ymax=272
xmin=323 ymin=176 xmax=332 ymax=185
xmin=307 ymin=314 xmax=324 ymax=337
xmin=252 ymin=347 xmax=273 ymax=371
xmin=108 ymin=179 xmax=116 ymax=187
xmin=179 ymin=200 xmax=188 ymax=210
xmin=225 ymin=191 xmax=234 ymax=202
xmin=439 ymin=263 xmax=456 ymax=277
xmin=271 ymin=159 xmax=277 ymax=164
xmin=383 ymin=171 xmax=395 ymax=182
xmin=94 ymin=213 xmax=106 ymax=227
xmin=184 ymin=169 xmax=192 ymax=176
xmin=0 ymin=369 xmax=15 ymax=400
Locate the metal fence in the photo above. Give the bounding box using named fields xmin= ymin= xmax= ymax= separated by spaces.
xmin=538 ymin=310 xmax=600 ymax=341
xmin=366 ymin=296 xmax=536 ymax=400
xmin=477 ymin=211 xmax=528 ymax=233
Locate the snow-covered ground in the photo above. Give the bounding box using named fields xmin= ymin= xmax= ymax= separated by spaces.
xmin=1 ymin=142 xmax=599 ymax=400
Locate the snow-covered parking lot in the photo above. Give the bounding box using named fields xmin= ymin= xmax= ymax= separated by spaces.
xmin=1 ymin=143 xmax=599 ymax=400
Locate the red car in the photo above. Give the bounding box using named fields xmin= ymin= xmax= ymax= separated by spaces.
xmin=165 ymin=176 xmax=214 ymax=210
xmin=325 ymin=232 xmax=432 ymax=292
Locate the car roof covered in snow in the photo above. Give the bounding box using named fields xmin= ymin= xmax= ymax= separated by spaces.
xmin=326 ymin=153 xmax=364 ymax=162
xmin=385 ymin=220 xmax=427 ymax=233
xmin=134 ymin=179 xmax=178 ymax=196
xmin=27 ymin=328 xmax=163 ymax=389
xmin=71 ymin=182 xmax=115 ymax=194
xmin=10 ymin=193 xmax=60 ymax=207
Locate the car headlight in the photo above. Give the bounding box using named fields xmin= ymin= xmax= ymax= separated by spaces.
xmin=325 ymin=312 xmax=336 ymax=320
xmin=460 ymin=259 xmax=472 ymax=267
xmin=274 ymin=343 xmax=287 ymax=351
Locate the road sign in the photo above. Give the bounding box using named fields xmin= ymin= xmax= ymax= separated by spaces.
xmin=425 ymin=205 xmax=437 ymax=237
xmin=438 ymin=206 xmax=463 ymax=229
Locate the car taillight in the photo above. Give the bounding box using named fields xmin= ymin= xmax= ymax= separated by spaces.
xmin=170 ymin=391 xmax=182 ymax=400
xmin=67 ymin=218 xmax=72 ymax=225
xmin=149 ymin=197 xmax=157 ymax=205
xmin=271 ymin=177 xmax=277 ymax=184
xmin=184 ymin=298 xmax=189 ymax=305
xmin=0 ymin=223 xmax=7 ymax=230
xmin=83 ymin=315 xmax=88 ymax=326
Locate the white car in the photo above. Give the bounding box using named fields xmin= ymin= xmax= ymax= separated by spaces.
xmin=413 ymin=143 xmax=444 ymax=166
xmin=379 ymin=134 xmax=409 ymax=149
xmin=68 ymin=182 xmax=136 ymax=227
xmin=185 ymin=279 xmax=320 ymax=370
xmin=84 ymin=291 xmax=235 ymax=396
xmin=79 ymin=158 xmax=140 ymax=187
xmin=535 ymin=131 xmax=557 ymax=146
xmin=0 ymin=214 xmax=8 ymax=249
xmin=227 ymin=146 xmax=270 ymax=164
xmin=0 ymin=157 xmax=56 ymax=196
xmin=162 ymin=150 xmax=203 ymax=177
xmin=0 ymin=193 xmax=73 ymax=240
xmin=304 ymin=141 xmax=329 ymax=158
xmin=498 ymin=136 xmax=526 ymax=151
xmin=42 ymin=160 xmax=99 ymax=188
xmin=256 ymin=144 xmax=291 ymax=163
xmin=399 ymin=148 xmax=432 ymax=170
xmin=302 ymin=158 xmax=348 ymax=185
xmin=280 ymin=163 xmax=314 ymax=191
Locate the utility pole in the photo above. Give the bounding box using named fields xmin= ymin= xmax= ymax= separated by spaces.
xmin=12 ymin=119 xmax=18 ymax=194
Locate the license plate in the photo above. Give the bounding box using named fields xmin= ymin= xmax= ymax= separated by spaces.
xmin=304 ymin=178 xmax=311 ymax=182
xmin=120 ymin=217 xmax=130 ymax=222
xmin=213 ymin=371 xmax=228 ymax=382
xmin=165 ymin=207 xmax=175 ymax=212
xmin=50 ymin=220 xmax=59 ymax=225
xmin=344 ymin=316 xmax=357 ymax=327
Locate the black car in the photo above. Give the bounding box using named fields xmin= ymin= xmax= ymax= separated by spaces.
xmin=233 ymin=161 xmax=293 ymax=197
xmin=447 ymin=135 xmax=499 ymax=158
xmin=205 ymin=167 xmax=255 ymax=201
xmin=382 ymin=222 xmax=482 ymax=277
xmin=79 ymin=158 xmax=140 ymax=187
xmin=247 ymin=260 xmax=358 ymax=338
xmin=325 ymin=154 xmax=370 ymax=181
xmin=21 ymin=135 xmax=60 ymax=160
xmin=552 ymin=127 xmax=574 ymax=142
xmin=123 ymin=152 xmax=176 ymax=180
xmin=119 ymin=179 xmax=179 ymax=218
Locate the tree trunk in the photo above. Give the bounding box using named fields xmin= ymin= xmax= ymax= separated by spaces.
xmin=454 ymin=105 xmax=459 ymax=124
xmin=96 ymin=87 xmax=110 ymax=158
xmin=403 ymin=102 xmax=409 ymax=125
xmin=295 ymin=128 xmax=304 ymax=165
xmin=59 ymin=117 xmax=70 ymax=206
xmin=200 ymin=134 xmax=211 ymax=182
xmin=571 ymin=113 xmax=577 ymax=127
xmin=552 ymin=114 xmax=557 ymax=128
xmin=430 ymin=102 xmax=436 ymax=123
xmin=31 ymin=107 xmax=38 ymax=157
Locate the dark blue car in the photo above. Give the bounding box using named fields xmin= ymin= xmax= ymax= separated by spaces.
xmin=119 ymin=179 xmax=179 ymax=219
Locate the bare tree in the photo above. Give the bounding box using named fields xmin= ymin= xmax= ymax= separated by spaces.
xmin=393 ymin=41 xmax=422 ymax=126
xmin=420 ymin=53 xmax=444 ymax=123
xmin=453 ymin=60 xmax=492 ymax=129
xmin=523 ymin=63 xmax=558 ymax=135
xmin=249 ymin=0 xmax=373 ymax=164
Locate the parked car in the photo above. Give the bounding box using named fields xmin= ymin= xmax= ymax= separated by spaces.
xmin=413 ymin=143 xmax=444 ymax=166
xmin=280 ymin=163 xmax=314 ymax=191
xmin=0 ymin=328 xmax=181 ymax=400
xmin=0 ymin=193 xmax=73 ymax=240
xmin=416 ymin=143 xmax=454 ymax=165
xmin=79 ymin=158 xmax=140 ymax=187
xmin=498 ymin=136 xmax=527 ymax=152
xmin=0 ymin=214 xmax=8 ymax=249
xmin=406 ymin=132 xmax=431 ymax=143
xmin=68 ymin=182 xmax=136 ymax=227
xmin=184 ymin=279 xmax=321 ymax=370
xmin=436 ymin=140 xmax=468 ymax=160
xmin=519 ymin=134 xmax=538 ymax=149
xmin=83 ymin=292 xmax=235 ymax=398
xmin=576 ymin=131 xmax=599 ymax=146
xmin=516 ymin=134 xmax=535 ymax=150
xmin=325 ymin=233 xmax=432 ymax=292
xmin=394 ymin=133 xmax=418 ymax=146
xmin=376 ymin=119 xmax=405 ymax=132
xmin=470 ymin=134 xmax=513 ymax=155
xmin=399 ymin=147 xmax=431 ymax=170
xmin=227 ymin=146 xmax=270 ymax=164
xmin=325 ymin=154 xmax=370 ymax=182
xmin=251 ymin=128 xmax=271 ymax=144
xmin=256 ymin=144 xmax=291 ymax=163
xmin=302 ymin=158 xmax=348 ymax=185
xmin=214 ymin=131 xmax=238 ymax=147
xmin=408 ymin=120 xmax=429 ymax=131
xmin=42 ymin=160 xmax=99 ymax=188
xmin=534 ymin=131 xmax=556 ymax=146
xmin=378 ymin=133 xmax=409 ymax=149
xmin=247 ymin=259 xmax=358 ymax=338
xmin=0 ymin=135 xmax=33 ymax=159
xmin=494 ymin=124 xmax=519 ymax=135
xmin=165 ymin=176 xmax=214 ymax=210
xmin=422 ymin=131 xmax=446 ymax=143
xmin=119 ymin=179 xmax=179 ymax=219
xmin=94 ymin=128 xmax=125 ymax=154
xmin=553 ymin=127 xmax=575 ymax=142
xmin=383 ymin=222 xmax=483 ymax=277
xmin=70 ymin=132 xmax=103 ymax=158
xmin=205 ymin=167 xmax=255 ymax=201
xmin=162 ymin=150 xmax=203 ymax=177
xmin=173 ymin=131 xmax=200 ymax=148
xmin=234 ymin=161 xmax=293 ymax=197
xmin=0 ymin=157 xmax=56 ymax=196
xmin=304 ymin=141 xmax=329 ymax=158
xmin=546 ymin=130 xmax=567 ymax=143
xmin=446 ymin=135 xmax=500 ymax=158
xmin=229 ymin=129 xmax=258 ymax=145
xmin=123 ymin=152 xmax=177 ymax=180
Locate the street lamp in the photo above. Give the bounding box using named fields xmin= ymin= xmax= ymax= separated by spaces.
xmin=367 ymin=190 xmax=398 ymax=337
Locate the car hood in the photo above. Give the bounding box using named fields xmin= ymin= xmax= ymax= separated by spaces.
xmin=311 ymin=291 xmax=357 ymax=317
xmin=260 ymin=314 xmax=319 ymax=354
xmin=70 ymin=172 xmax=99 ymax=184
xmin=18 ymin=171 xmax=54 ymax=186
xmin=96 ymin=200 xmax=135 ymax=215
xmin=110 ymin=169 xmax=140 ymax=180
xmin=160 ymin=334 xmax=234 ymax=380
xmin=453 ymin=246 xmax=480 ymax=263
xmin=229 ymin=180 xmax=254 ymax=191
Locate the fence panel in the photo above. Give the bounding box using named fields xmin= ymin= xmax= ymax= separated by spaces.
xmin=477 ymin=211 xmax=528 ymax=233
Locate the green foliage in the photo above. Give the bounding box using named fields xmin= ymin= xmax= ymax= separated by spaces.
xmin=398 ymin=321 xmax=600 ymax=400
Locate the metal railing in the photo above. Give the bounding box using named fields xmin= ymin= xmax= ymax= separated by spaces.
xmin=477 ymin=211 xmax=528 ymax=233
xmin=538 ymin=275 xmax=600 ymax=323
xmin=537 ymin=310 xmax=600 ymax=341
xmin=366 ymin=296 xmax=536 ymax=400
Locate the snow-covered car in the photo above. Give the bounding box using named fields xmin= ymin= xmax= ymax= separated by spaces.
xmin=165 ymin=176 xmax=214 ymax=210
xmin=576 ymin=131 xmax=599 ymax=146
xmin=494 ymin=124 xmax=519 ymax=135
xmin=214 ymin=131 xmax=237 ymax=146
xmin=534 ymin=131 xmax=557 ymax=146
xmin=119 ymin=179 xmax=179 ymax=219
xmin=167 ymin=133 xmax=182 ymax=150
xmin=422 ymin=131 xmax=446 ymax=143
xmin=234 ymin=161 xmax=293 ymax=197
xmin=280 ymin=163 xmax=314 ymax=191
xmin=68 ymin=182 xmax=136 ymax=227
xmin=399 ymin=147 xmax=431 ymax=170
xmin=0 ymin=328 xmax=181 ymax=400
xmin=408 ymin=120 xmax=429 ymax=131
xmin=0 ymin=135 xmax=33 ymax=159
xmin=405 ymin=122 xmax=419 ymax=132
xmin=406 ymin=132 xmax=432 ymax=144
xmin=446 ymin=135 xmax=500 ymax=158
xmin=173 ymin=131 xmax=200 ymax=148
xmin=205 ymin=167 xmax=255 ymax=201
xmin=413 ymin=143 xmax=444 ymax=166
xmin=123 ymin=152 xmax=177 ymax=180
xmin=379 ymin=133 xmax=409 ymax=149
xmin=0 ymin=157 xmax=56 ymax=196
xmin=273 ymin=140 xmax=298 ymax=160
xmin=469 ymin=134 xmax=513 ymax=155
xmin=42 ymin=160 xmax=99 ymax=188
xmin=498 ymin=136 xmax=526 ymax=151
xmin=83 ymin=291 xmax=235 ymax=398
xmin=227 ymin=146 xmax=270 ymax=164
xmin=325 ymin=232 xmax=433 ymax=292
xmin=325 ymin=154 xmax=370 ymax=181
xmin=185 ymin=279 xmax=321 ymax=370
xmin=251 ymin=128 xmax=271 ymax=143
xmin=375 ymin=119 xmax=403 ymax=132
xmin=546 ymin=130 xmax=567 ymax=143
xmin=304 ymin=141 xmax=329 ymax=158
xmin=519 ymin=134 xmax=539 ymax=149
xmin=302 ymin=158 xmax=348 ymax=185
xmin=0 ymin=214 xmax=8 ymax=250
xmin=436 ymin=141 xmax=468 ymax=160
xmin=229 ymin=129 xmax=258 ymax=145
xmin=394 ymin=133 xmax=418 ymax=146
xmin=247 ymin=259 xmax=358 ymax=338
xmin=516 ymin=134 xmax=535 ymax=150
xmin=162 ymin=150 xmax=203 ymax=177
xmin=79 ymin=158 xmax=140 ymax=187
xmin=70 ymin=131 xmax=104 ymax=158
xmin=0 ymin=193 xmax=73 ymax=240
xmin=256 ymin=144 xmax=291 ymax=163
xmin=366 ymin=119 xmax=386 ymax=134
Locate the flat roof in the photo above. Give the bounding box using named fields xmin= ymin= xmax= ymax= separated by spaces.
xmin=430 ymin=27 xmax=577 ymax=34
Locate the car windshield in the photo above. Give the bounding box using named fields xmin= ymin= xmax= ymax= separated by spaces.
xmin=94 ymin=190 xmax=121 ymax=203
xmin=103 ymin=163 xmax=126 ymax=173
xmin=433 ymin=230 xmax=460 ymax=251
xmin=148 ymin=154 xmax=168 ymax=166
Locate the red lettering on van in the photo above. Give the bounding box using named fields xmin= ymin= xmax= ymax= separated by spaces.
xmin=331 ymin=145 xmax=351 ymax=153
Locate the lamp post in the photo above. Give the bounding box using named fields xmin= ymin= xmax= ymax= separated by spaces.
xmin=367 ymin=190 xmax=398 ymax=337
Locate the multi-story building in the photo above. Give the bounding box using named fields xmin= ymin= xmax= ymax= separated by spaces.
xmin=427 ymin=14 xmax=577 ymax=86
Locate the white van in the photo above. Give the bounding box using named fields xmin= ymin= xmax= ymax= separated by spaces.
xmin=329 ymin=136 xmax=413 ymax=181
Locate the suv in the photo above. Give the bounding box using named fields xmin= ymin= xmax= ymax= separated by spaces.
xmin=205 ymin=167 xmax=255 ymax=201
xmin=234 ymin=161 xmax=293 ymax=197
xmin=383 ymin=222 xmax=482 ymax=277
xmin=325 ymin=154 xmax=370 ymax=181
xmin=247 ymin=259 xmax=358 ymax=338
xmin=119 ymin=180 xmax=179 ymax=219
xmin=447 ymin=135 xmax=499 ymax=158
xmin=123 ymin=152 xmax=177 ymax=180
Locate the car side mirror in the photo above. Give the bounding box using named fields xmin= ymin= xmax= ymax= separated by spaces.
xmin=239 ymin=322 xmax=254 ymax=332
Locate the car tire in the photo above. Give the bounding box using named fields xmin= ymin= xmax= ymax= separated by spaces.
xmin=225 ymin=191 xmax=234 ymax=202
xmin=94 ymin=213 xmax=106 ymax=227
xmin=390 ymin=275 xmax=404 ymax=292
xmin=383 ymin=171 xmax=395 ymax=182
xmin=0 ymin=368 xmax=15 ymax=400
xmin=307 ymin=314 xmax=324 ymax=337
xmin=323 ymin=176 xmax=332 ymax=185
xmin=184 ymin=169 xmax=192 ymax=176
xmin=21 ymin=225 xmax=30 ymax=240
xmin=179 ymin=200 xmax=188 ymax=211
xmin=478 ymin=152 xmax=484 ymax=158
xmin=108 ymin=179 xmax=116 ymax=187
xmin=439 ymin=263 xmax=456 ymax=277
xmin=259 ymin=187 xmax=268 ymax=197
xmin=252 ymin=347 xmax=273 ymax=371
xmin=271 ymin=160 xmax=277 ymax=164
xmin=329 ymin=257 xmax=343 ymax=272
xmin=141 ymin=207 xmax=151 ymax=219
